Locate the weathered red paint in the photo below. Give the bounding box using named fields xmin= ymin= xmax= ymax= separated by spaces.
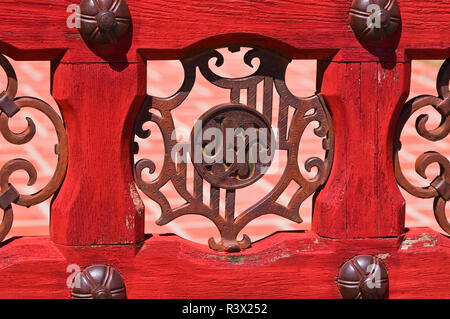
xmin=0 ymin=229 xmax=448 ymax=298
xmin=0 ymin=0 xmax=448 ymax=298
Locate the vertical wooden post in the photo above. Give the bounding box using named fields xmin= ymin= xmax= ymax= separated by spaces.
xmin=313 ymin=56 xmax=411 ymax=238
xmin=50 ymin=60 xmax=147 ymax=245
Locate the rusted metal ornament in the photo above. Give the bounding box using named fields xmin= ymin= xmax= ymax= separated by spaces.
xmin=337 ymin=255 xmax=389 ymax=299
xmin=133 ymin=47 xmax=334 ymax=252
xmin=79 ymin=0 xmax=131 ymax=45
xmin=0 ymin=54 xmax=18 ymax=117
xmin=349 ymin=0 xmax=401 ymax=43
xmin=71 ymin=265 xmax=126 ymax=299
xmin=0 ymin=54 xmax=68 ymax=243
xmin=437 ymin=59 xmax=450 ymax=100
xmin=191 ymin=103 xmax=273 ymax=190
xmin=394 ymin=59 xmax=449 ymax=235
xmin=0 ymin=186 xmax=19 ymax=210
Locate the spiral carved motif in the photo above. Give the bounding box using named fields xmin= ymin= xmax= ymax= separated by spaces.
xmin=0 ymin=54 xmax=68 ymax=242
xmin=394 ymin=59 xmax=450 ymax=234
xmin=133 ymin=47 xmax=334 ymax=252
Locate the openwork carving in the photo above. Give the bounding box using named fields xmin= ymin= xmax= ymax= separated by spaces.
xmin=394 ymin=59 xmax=449 ymax=235
xmin=133 ymin=47 xmax=334 ymax=252
xmin=0 ymin=54 xmax=68 ymax=242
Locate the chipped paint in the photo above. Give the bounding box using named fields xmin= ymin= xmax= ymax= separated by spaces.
xmin=125 ymin=213 xmax=136 ymax=231
xmin=204 ymin=253 xmax=252 ymax=265
xmin=377 ymin=253 xmax=390 ymax=259
xmin=226 ymin=255 xmax=246 ymax=265
xmin=268 ymin=252 xmax=292 ymax=263
xmin=203 ymin=246 xmax=295 ymax=266
xmin=401 ymin=233 xmax=437 ymax=250
xmin=129 ymin=183 xmax=145 ymax=216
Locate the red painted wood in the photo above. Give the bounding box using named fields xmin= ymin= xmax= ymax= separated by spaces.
xmin=314 ymin=58 xmax=410 ymax=238
xmin=0 ymin=1 xmax=449 ymax=63
xmin=0 ymin=228 xmax=448 ymax=298
xmin=50 ymin=61 xmax=147 ymax=245
xmin=0 ymin=0 xmax=449 ymax=298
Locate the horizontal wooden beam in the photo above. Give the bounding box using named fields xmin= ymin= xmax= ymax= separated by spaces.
xmin=0 ymin=228 xmax=448 ymax=298
xmin=0 ymin=0 xmax=448 ymax=62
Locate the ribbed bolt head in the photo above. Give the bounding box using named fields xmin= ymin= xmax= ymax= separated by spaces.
xmin=79 ymin=0 xmax=131 ymax=45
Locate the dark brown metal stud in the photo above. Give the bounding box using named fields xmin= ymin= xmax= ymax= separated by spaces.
xmin=79 ymin=0 xmax=131 ymax=45
xmin=71 ymin=265 xmax=126 ymax=299
xmin=337 ymin=255 xmax=389 ymax=299
xmin=349 ymin=0 xmax=401 ymax=43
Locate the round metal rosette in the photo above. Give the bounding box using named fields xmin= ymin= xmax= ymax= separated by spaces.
xmin=337 ymin=255 xmax=389 ymax=299
xmin=191 ymin=104 xmax=274 ymax=189
xmin=71 ymin=265 xmax=126 ymax=299
xmin=79 ymin=0 xmax=131 ymax=45
xmin=349 ymin=0 xmax=401 ymax=44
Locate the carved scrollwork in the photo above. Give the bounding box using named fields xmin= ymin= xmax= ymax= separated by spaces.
xmin=0 ymin=54 xmax=68 ymax=242
xmin=133 ymin=47 xmax=334 ymax=252
xmin=394 ymin=59 xmax=449 ymax=234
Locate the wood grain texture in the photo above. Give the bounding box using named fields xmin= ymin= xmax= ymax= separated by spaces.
xmin=0 ymin=0 xmax=448 ymax=299
xmin=0 ymin=228 xmax=448 ymax=298
xmin=0 ymin=1 xmax=448 ymax=63
xmin=50 ymin=61 xmax=147 ymax=245
xmin=313 ymin=59 xmax=410 ymax=238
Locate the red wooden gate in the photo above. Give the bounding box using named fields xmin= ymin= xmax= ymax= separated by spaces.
xmin=0 ymin=0 xmax=448 ymax=299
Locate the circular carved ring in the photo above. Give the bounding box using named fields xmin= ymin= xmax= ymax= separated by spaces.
xmin=70 ymin=265 xmax=126 ymax=299
xmin=191 ymin=104 xmax=273 ymax=189
xmin=337 ymin=255 xmax=389 ymax=299
xmin=349 ymin=0 xmax=401 ymax=43
xmin=79 ymin=0 xmax=131 ymax=45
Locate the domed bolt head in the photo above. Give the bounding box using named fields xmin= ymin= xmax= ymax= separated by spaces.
xmin=70 ymin=264 xmax=126 ymax=299
xmin=349 ymin=0 xmax=401 ymax=44
xmin=92 ymin=287 xmax=113 ymax=299
xmin=379 ymin=9 xmax=390 ymax=26
xmin=337 ymin=255 xmax=389 ymax=299
xmin=96 ymin=10 xmax=117 ymax=31
xmin=79 ymin=0 xmax=131 ymax=45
